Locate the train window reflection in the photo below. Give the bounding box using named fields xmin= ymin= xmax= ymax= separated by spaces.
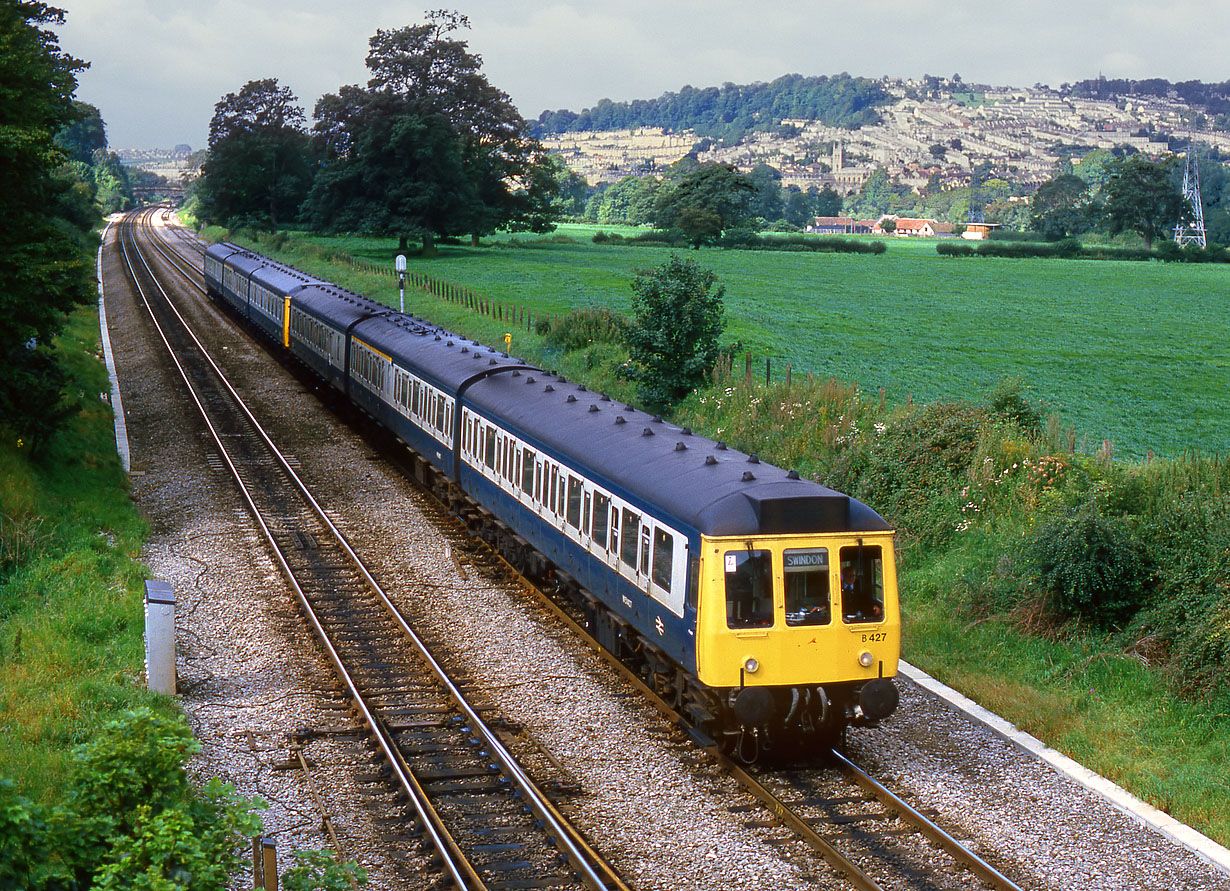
xmin=840 ymin=545 xmax=884 ymax=623
xmin=592 ymin=493 xmax=610 ymax=547
xmin=620 ymin=509 xmax=640 ymax=568
xmin=784 ymin=548 xmax=830 ymax=626
xmin=566 ymin=476 xmax=582 ymax=528
xmin=652 ymin=528 xmax=673 ymax=592
xmin=725 ymin=549 xmax=773 ymax=628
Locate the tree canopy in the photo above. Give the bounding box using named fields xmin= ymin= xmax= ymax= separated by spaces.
xmin=0 ymin=0 xmax=97 ymax=449
xmin=197 ymin=78 xmax=314 ymax=230
xmin=1030 ymin=173 xmax=1093 ymax=239
xmin=303 ymin=11 xmax=557 ymax=252
xmin=1100 ymin=155 xmax=1187 ymax=249
xmin=652 ymin=162 xmax=755 ymax=246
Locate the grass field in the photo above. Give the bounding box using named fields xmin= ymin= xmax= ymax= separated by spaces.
xmin=283 ymin=226 xmax=1229 ymax=460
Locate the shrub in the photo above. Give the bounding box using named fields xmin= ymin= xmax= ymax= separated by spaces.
xmin=542 ymin=306 xmax=628 ymax=352
xmin=937 ymin=241 xmax=975 ymax=256
xmin=1028 ymin=508 xmax=1153 ymax=627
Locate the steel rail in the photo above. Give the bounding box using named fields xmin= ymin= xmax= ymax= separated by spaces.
xmin=827 ymin=747 xmax=1026 ymax=891
xmin=125 ymin=209 xmax=629 ymax=891
xmin=117 ymin=212 xmax=477 ymax=890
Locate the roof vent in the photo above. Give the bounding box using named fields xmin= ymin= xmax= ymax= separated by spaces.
xmin=577 ymin=384 xmax=587 ymax=391
xmin=615 ymin=416 xmax=626 ymax=425
xmin=674 ymin=442 xmax=687 ymax=451
xmin=682 ymin=427 xmax=692 ymax=435
xmin=474 ymin=352 xmax=482 ymax=359
xmin=624 ymin=404 xmax=635 ymax=412
xmin=705 ymin=455 xmax=718 ymax=465
xmin=567 ymin=394 xmax=577 ymax=403
xmin=742 ymin=471 xmax=756 ymax=482
xmin=787 ymin=470 xmax=800 ymax=479
xmin=503 ymin=352 xmax=509 ymax=358
xmin=446 ymin=340 xmax=454 ymax=347
xmin=716 ymin=441 xmax=728 ymax=451
xmin=527 ymin=376 xmax=536 ymax=384
xmin=642 ymin=428 xmax=654 ymax=436
xmin=544 ymin=384 xmax=555 ymax=392
xmin=434 ymin=334 xmax=441 ymax=341
xmin=600 ymin=395 xmax=612 ymax=402
xmin=461 ymin=346 xmax=469 ymax=353
xmin=489 ymin=358 xmax=498 ymax=366
xmin=588 ymin=404 xmax=599 ymax=413
xmin=652 ymin=415 xmax=663 ymax=423
xmin=748 ymin=454 xmax=760 ymax=464
xmin=512 ymin=370 xmax=521 ymax=377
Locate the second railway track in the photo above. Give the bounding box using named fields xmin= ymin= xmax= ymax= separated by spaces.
xmin=118 ymin=208 xmax=630 ymax=891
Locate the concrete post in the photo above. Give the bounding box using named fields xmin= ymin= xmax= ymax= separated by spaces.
xmin=143 ymin=580 xmax=176 ymax=695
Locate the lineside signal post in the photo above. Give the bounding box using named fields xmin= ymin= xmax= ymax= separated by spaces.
xmin=395 ymin=254 xmax=407 ymax=313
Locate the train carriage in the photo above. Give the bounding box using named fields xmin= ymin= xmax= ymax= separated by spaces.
xmin=207 ymin=242 xmax=901 ymax=755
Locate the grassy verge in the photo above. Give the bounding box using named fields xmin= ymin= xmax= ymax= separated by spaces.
xmin=210 ymin=225 xmax=1230 ymax=847
xmin=0 ymin=306 xmax=162 ymax=804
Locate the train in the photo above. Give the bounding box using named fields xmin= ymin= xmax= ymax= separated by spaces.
xmin=204 ymin=241 xmax=901 ymax=759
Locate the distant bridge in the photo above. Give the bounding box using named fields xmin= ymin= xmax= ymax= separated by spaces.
xmin=133 ymin=184 xmax=185 ymax=203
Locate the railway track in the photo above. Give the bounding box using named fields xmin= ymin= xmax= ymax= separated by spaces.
xmin=118 ymin=208 xmax=630 ymax=891
xmin=131 ymin=208 xmax=1030 ymax=891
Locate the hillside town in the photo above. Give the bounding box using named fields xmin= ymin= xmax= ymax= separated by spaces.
xmin=541 ymin=78 xmax=1225 ymax=197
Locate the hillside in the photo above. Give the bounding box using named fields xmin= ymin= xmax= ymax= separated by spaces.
xmin=533 ymin=73 xmax=889 ymax=145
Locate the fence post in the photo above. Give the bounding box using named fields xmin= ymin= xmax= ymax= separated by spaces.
xmin=766 ymin=357 xmax=771 ymax=385
xmin=786 ymin=364 xmax=792 ymax=388
xmin=744 ymin=352 xmax=752 ymax=384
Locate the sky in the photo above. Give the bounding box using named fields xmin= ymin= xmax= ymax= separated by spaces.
xmin=53 ymin=0 xmax=1230 ymax=150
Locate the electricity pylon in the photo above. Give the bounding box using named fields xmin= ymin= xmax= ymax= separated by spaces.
xmin=1173 ymin=148 xmax=1207 ymax=248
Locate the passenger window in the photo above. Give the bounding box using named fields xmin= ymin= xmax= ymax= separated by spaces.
xmin=436 ymin=394 xmax=445 ymax=431
xmin=583 ymin=491 xmax=592 ymax=536
xmin=592 ymin=493 xmax=610 ymax=547
xmin=484 ymin=427 xmax=496 ymax=469
xmin=620 ymin=509 xmax=640 ymax=568
xmin=534 ymin=461 xmax=543 ymax=502
xmin=652 ymin=528 xmax=673 ymax=592
xmin=549 ymin=466 xmax=558 ymax=514
xmin=784 ymin=548 xmax=831 ymax=626
xmin=725 ymin=549 xmax=774 ymax=628
xmin=639 ymin=526 xmax=651 ymax=576
xmin=566 ymin=476 xmax=582 ymax=528
xmin=609 ymin=507 xmax=619 ymax=555
xmin=521 ymin=448 xmax=535 ymax=493
xmin=840 ymin=545 xmax=885 ymax=624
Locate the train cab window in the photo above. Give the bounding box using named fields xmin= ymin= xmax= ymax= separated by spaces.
xmin=725 ymin=549 xmax=774 ymax=628
xmin=620 ymin=509 xmax=640 ymax=568
xmin=521 ymin=448 xmax=535 ymax=493
xmin=566 ymin=476 xmax=582 ymax=528
xmin=484 ymin=427 xmax=496 ymax=470
xmin=784 ymin=548 xmax=831 ymax=626
xmin=652 ymin=528 xmax=673 ymax=592
xmin=592 ymin=493 xmax=610 ymax=547
xmin=840 ymin=545 xmax=885 ymax=624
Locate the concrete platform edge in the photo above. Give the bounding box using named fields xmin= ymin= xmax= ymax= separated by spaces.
xmin=897 ymin=660 xmax=1230 ymax=876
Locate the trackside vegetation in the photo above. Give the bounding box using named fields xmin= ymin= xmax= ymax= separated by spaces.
xmin=212 ymin=225 xmax=1230 ymax=846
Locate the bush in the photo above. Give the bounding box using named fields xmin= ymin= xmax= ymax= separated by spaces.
xmin=937 ymin=241 xmax=974 ymax=256
xmin=1028 ymin=508 xmax=1153 ymax=627
xmin=542 ymin=306 xmax=628 ymax=351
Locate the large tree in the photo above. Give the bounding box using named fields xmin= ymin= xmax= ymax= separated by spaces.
xmin=1100 ymin=155 xmax=1187 ymax=249
xmin=1030 ymin=173 xmax=1093 ymax=239
xmin=305 ymin=11 xmax=557 ymax=252
xmin=652 ymin=162 xmax=755 ymax=246
xmin=198 ymin=78 xmax=314 ymax=230
xmin=0 ymin=1 xmax=96 ymax=449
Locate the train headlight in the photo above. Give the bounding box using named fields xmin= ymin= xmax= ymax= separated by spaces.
xmin=858 ymin=650 xmax=874 ymax=668
xmin=743 ymin=657 xmax=760 ymax=673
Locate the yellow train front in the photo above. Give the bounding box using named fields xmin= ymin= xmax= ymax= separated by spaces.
xmin=691 ymin=526 xmax=899 ymax=757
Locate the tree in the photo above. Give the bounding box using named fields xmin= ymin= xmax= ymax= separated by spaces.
xmin=0 ymin=0 xmax=96 ymax=450
xmin=198 ymin=78 xmax=314 ymax=230
xmin=1100 ymin=155 xmax=1187 ymax=249
xmin=652 ymin=162 xmax=754 ymax=246
xmin=306 ymin=11 xmax=557 ymax=253
xmin=879 ymin=217 xmax=896 ymax=234
xmin=1030 ymin=173 xmax=1092 ymax=239
xmin=747 ymin=163 xmax=784 ymax=223
xmin=623 ymin=254 xmax=725 ymax=406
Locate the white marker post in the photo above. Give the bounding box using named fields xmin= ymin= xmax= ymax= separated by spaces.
xmin=395 ymin=253 xmax=407 ymax=313
xmin=144 ymin=580 xmax=176 ymax=695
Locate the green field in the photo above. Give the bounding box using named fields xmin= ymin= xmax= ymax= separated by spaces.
xmin=287 ymin=226 xmax=1229 ymax=459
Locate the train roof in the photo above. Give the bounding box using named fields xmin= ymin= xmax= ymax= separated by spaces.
xmin=464 ymin=370 xmax=891 ymax=539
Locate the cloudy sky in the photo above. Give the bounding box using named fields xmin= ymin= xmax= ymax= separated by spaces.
xmin=54 ymin=0 xmax=1230 ymax=150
